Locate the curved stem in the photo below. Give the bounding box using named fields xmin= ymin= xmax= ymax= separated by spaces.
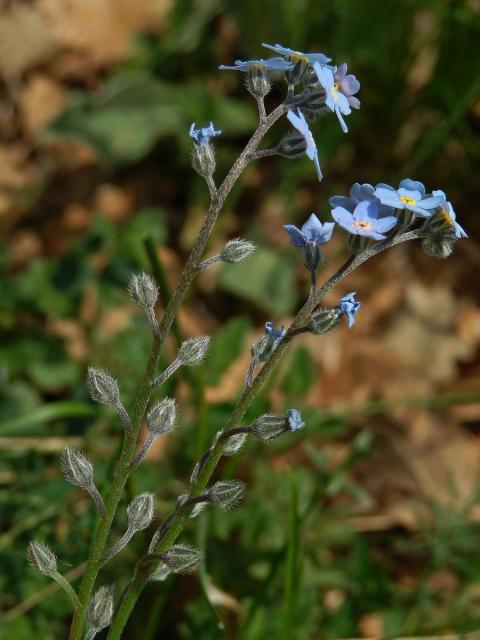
xmin=69 ymin=101 xmax=289 ymax=640
xmin=107 ymin=229 xmax=425 ymax=638
xmin=52 ymin=571 xmax=80 ymax=609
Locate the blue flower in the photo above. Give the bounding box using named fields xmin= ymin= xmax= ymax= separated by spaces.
xmin=219 ymin=57 xmax=293 ymax=72
xmin=313 ymin=63 xmax=352 ymax=133
xmin=338 ymin=292 xmax=361 ymax=329
xmin=283 ymin=213 xmax=334 ymax=247
xmin=189 ymin=122 xmax=222 ymax=145
xmin=334 ymin=63 xmax=361 ymax=110
xmin=331 ymin=200 xmax=397 ymax=240
xmin=287 ymin=409 xmax=305 ymax=432
xmin=265 ymin=321 xmax=286 ymax=341
xmin=374 ymin=179 xmax=443 ymax=218
xmin=262 ymin=43 xmax=331 ymax=67
xmin=431 ymin=190 xmax=467 ymax=239
xmin=329 ymin=183 xmax=395 ymax=219
xmin=286 ymin=109 xmax=322 ymax=180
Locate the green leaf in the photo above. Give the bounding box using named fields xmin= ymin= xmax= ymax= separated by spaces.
xmin=281 ymin=347 xmax=315 ymax=398
xmin=205 ymin=317 xmax=251 ymax=385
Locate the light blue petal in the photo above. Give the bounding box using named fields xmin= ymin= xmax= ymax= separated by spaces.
xmin=374 ymin=188 xmax=402 ymax=208
xmin=334 ymin=105 xmax=349 ymax=133
xmin=329 ymin=196 xmax=356 ymax=211
xmin=419 ymin=195 xmax=444 ymax=209
xmin=283 ymin=224 xmax=306 ymax=246
xmin=372 ymin=216 xmax=397 ymax=233
xmin=399 ymin=178 xmax=426 ymax=197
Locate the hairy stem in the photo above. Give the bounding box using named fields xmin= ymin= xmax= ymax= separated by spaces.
xmin=69 ymin=102 xmax=289 ymax=640
xmin=107 ymin=229 xmax=425 ymax=638
xmin=52 ymin=571 xmax=80 ymax=609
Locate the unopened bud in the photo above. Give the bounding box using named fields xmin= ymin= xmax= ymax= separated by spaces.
xmin=422 ymin=231 xmax=456 ymax=259
xmin=178 ymin=336 xmax=210 ymax=366
xmin=309 ymin=308 xmax=341 ymax=335
xmin=223 ymin=433 xmax=248 ymax=456
xmin=60 ymin=448 xmax=106 ymax=518
xmin=87 ymin=585 xmax=115 ymax=635
xmin=147 ymin=398 xmax=176 ymax=436
xmin=220 ymin=238 xmax=256 ymax=264
xmin=192 ymin=142 xmax=216 ymax=177
xmin=127 ymin=493 xmax=155 ymax=532
xmin=245 ymin=64 xmax=271 ymax=98
xmin=286 ymin=59 xmax=309 ymax=85
xmin=127 ymin=272 xmax=158 ymax=309
xmin=207 ymin=480 xmax=245 ymax=510
xmin=277 ymin=132 xmax=307 ymax=158
xmin=86 ymin=368 xmax=119 ymax=406
xmin=160 ymin=545 xmax=201 ymax=574
xmin=28 ymin=541 xmax=57 ymax=577
xmin=251 ymin=414 xmax=287 ymax=441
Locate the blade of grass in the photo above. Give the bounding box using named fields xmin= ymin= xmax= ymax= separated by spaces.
xmin=196 ymin=511 xmax=226 ymax=631
xmin=281 ymin=470 xmax=301 ymax=640
xmin=0 ymin=401 xmax=97 ymax=436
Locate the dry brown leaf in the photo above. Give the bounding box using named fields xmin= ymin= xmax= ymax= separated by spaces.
xmin=21 ymin=73 xmax=66 ymax=133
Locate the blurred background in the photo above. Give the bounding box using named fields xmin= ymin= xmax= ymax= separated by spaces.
xmin=1 ymin=1 xmax=480 ymax=638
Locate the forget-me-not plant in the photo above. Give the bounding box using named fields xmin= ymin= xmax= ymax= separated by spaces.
xmin=27 ymin=41 xmax=467 ymax=640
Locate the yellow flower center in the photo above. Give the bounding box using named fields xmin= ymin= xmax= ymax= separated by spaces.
xmin=399 ymin=195 xmax=417 ymax=206
xmin=353 ymin=220 xmax=373 ymax=232
xmin=330 ymin=83 xmax=340 ymax=101
xmin=291 ymin=52 xmax=309 ymax=64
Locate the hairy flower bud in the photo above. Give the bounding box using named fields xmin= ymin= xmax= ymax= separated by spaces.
xmin=309 ymin=308 xmax=341 ymax=335
xmin=277 ymin=132 xmax=307 ymax=158
xmin=147 ymin=398 xmax=176 ymax=436
xmin=245 ymin=63 xmax=271 ymax=98
xmin=28 ymin=541 xmax=57 ymax=577
xmin=250 ymin=414 xmax=288 ymax=441
xmin=178 ymin=336 xmax=210 ymax=366
xmin=60 ymin=448 xmax=106 ymax=518
xmin=127 ymin=493 xmax=155 ymax=532
xmin=422 ymin=231 xmax=456 ymax=259
xmin=192 ymin=142 xmax=216 ymax=177
xmin=207 ymin=480 xmax=245 ymax=510
xmin=220 ymin=238 xmax=256 ymax=264
xmin=160 ymin=545 xmax=201 ymax=574
xmin=223 ymin=433 xmax=248 ymax=456
xmin=87 ymin=585 xmax=115 ymax=636
xmin=86 ymin=368 xmax=119 ymax=406
xmin=127 ymin=272 xmax=158 ymax=309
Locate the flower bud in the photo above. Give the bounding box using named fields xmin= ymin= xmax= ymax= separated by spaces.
xmin=147 ymin=398 xmax=176 ymax=436
xmin=190 ymin=501 xmax=207 ymax=519
xmin=286 ymin=408 xmax=305 ymax=432
xmin=192 ymin=142 xmax=216 ymax=177
xmin=178 ymin=336 xmax=210 ymax=366
xmin=308 ymin=308 xmax=341 ymax=335
xmin=86 ymin=368 xmax=119 ymax=406
xmin=223 ymin=433 xmax=248 ymax=456
xmin=87 ymin=585 xmax=115 ymax=634
xmin=286 ymin=59 xmax=309 ymax=85
xmin=127 ymin=493 xmax=155 ymax=532
xmin=160 ymin=545 xmax=201 ymax=574
xmin=220 ymin=238 xmax=256 ymax=264
xmin=245 ymin=63 xmax=271 ymax=98
xmin=277 ymin=132 xmax=307 ymax=158
xmin=251 ymin=414 xmax=288 ymax=441
xmin=28 ymin=541 xmax=57 ymax=577
xmin=207 ymin=480 xmax=245 ymax=510
xmin=60 ymin=448 xmax=93 ymax=489
xmin=127 ymin=272 xmax=158 ymax=309
xmin=422 ymin=231 xmax=456 ymax=259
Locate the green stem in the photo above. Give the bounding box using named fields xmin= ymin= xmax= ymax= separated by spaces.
xmin=107 ymin=229 xmax=426 ymax=638
xmin=52 ymin=571 xmax=80 ymax=609
xmin=69 ymin=102 xmax=289 ymax=640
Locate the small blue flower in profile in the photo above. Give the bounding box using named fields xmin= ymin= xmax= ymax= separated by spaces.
xmin=189 ymin=122 xmax=222 ymax=145
xmin=331 ymin=200 xmax=397 ymax=240
xmin=431 ymin=190 xmax=467 ymax=239
xmin=329 ymin=183 xmax=394 ymax=219
xmin=313 ymin=63 xmax=352 ymax=133
xmin=219 ymin=57 xmax=293 ymax=72
xmin=284 ymin=213 xmax=334 ymax=247
xmin=262 ymin=43 xmax=331 ymax=67
xmin=286 ymin=109 xmax=322 ymax=180
xmin=334 ymin=64 xmax=361 ymax=110
xmin=374 ymin=179 xmax=443 ymax=218
xmin=265 ymin=321 xmax=286 ymax=341
xmin=338 ymin=292 xmax=361 ymax=329
xmin=287 ymin=408 xmax=305 ymax=432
